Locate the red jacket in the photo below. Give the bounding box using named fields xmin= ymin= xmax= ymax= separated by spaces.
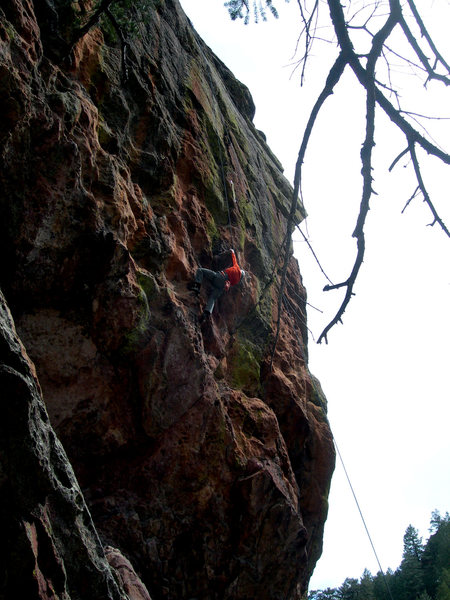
xmin=224 ymin=250 xmax=242 ymax=286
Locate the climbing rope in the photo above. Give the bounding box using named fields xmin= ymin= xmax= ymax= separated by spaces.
xmin=281 ymin=299 xmax=395 ymax=600
xmin=194 ymin=42 xmax=236 ymax=248
xmin=218 ymin=135 xmax=234 ymax=238
xmin=332 ymin=436 xmax=395 ymax=600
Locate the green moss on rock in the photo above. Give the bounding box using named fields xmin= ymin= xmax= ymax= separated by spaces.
xmin=229 ymin=336 xmax=262 ymax=396
xmin=205 ymin=215 xmax=220 ymax=247
xmin=136 ymin=270 xmax=160 ymax=301
xmin=150 ymin=177 xmax=178 ymax=214
xmin=309 ymin=374 xmax=328 ymax=414
xmin=119 ymin=289 xmax=151 ymax=356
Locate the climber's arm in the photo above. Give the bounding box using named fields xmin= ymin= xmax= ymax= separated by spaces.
xmin=230 ymin=249 xmax=238 ymax=268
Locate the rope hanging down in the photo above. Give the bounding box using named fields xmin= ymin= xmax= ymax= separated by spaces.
xmin=332 ymin=436 xmax=395 ymax=600
xmin=218 ymin=138 xmax=233 ymax=234
xmin=287 ymin=320 xmax=395 ymax=600
xmin=275 ymin=287 xmax=395 ymax=598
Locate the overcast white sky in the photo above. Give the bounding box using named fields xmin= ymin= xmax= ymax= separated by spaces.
xmin=179 ymin=0 xmax=450 ymax=591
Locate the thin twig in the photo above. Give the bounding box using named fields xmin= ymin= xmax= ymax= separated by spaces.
xmin=398 ymin=12 xmax=450 ymax=86
xmin=389 ymin=146 xmax=409 ymax=171
xmin=408 ymin=140 xmax=450 ymax=235
xmin=406 ymin=0 xmax=450 ymax=75
xmin=269 ymin=52 xmax=347 ymax=365
xmin=295 ymin=224 xmax=334 ymax=285
xmin=401 ymin=185 xmax=420 ymax=213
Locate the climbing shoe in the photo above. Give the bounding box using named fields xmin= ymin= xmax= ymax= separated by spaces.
xmin=187 ymin=281 xmax=201 ymax=296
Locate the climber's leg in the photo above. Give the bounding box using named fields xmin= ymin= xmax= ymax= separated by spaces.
xmin=205 ymin=272 xmax=227 ymax=314
xmin=195 ymin=268 xmax=215 ymax=285
xmin=188 ymin=267 xmax=213 ymax=295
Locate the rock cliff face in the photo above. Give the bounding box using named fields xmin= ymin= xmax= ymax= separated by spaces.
xmin=0 ymin=290 xmax=150 ymax=599
xmin=0 ymin=1 xmax=335 ymax=599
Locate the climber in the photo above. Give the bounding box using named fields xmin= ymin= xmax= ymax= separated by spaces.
xmin=188 ymin=249 xmax=246 ymax=322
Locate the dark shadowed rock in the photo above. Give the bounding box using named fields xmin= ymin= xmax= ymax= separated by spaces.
xmin=106 ymin=547 xmax=153 ymax=600
xmin=0 ymin=289 xmax=133 ymax=599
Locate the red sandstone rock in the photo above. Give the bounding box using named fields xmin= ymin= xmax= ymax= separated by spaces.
xmin=0 ymin=291 xmax=129 ymax=600
xmin=106 ymin=547 xmax=153 ymax=600
xmin=0 ymin=0 xmax=335 ymax=598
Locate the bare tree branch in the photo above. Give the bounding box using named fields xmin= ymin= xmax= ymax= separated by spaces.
xmin=389 ymin=146 xmax=409 ymax=171
xmin=317 ymin=1 xmax=399 ymax=344
xmin=295 ymin=224 xmax=334 ymax=286
xmin=397 ymin=13 xmax=450 ymax=86
xmin=226 ymin=0 xmax=450 ymax=345
xmin=406 ymin=0 xmax=450 ymax=75
xmin=314 ymin=0 xmax=450 ymax=342
xmin=270 ymin=52 xmax=347 ymax=363
xmin=408 ymin=140 xmax=450 ymax=234
xmin=294 ymin=0 xmax=319 ymax=85
xmin=401 ymin=185 xmax=420 ymax=214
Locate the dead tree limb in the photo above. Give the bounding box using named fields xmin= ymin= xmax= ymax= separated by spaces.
xmin=227 ymin=0 xmax=450 ymax=344
xmin=401 ymin=186 xmax=420 ymax=214
xmin=315 ymin=1 xmax=398 ymax=343
xmin=309 ymin=0 xmax=450 ymax=342
xmin=397 ymin=14 xmax=450 ymax=86
xmin=408 ymin=141 xmax=450 ymax=234
xmin=295 ymin=224 xmax=334 ymax=286
xmin=270 ymin=52 xmax=347 ymax=365
xmin=405 ymin=0 xmax=450 ymax=76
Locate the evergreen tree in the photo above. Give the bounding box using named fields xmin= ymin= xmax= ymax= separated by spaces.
xmin=308 ymin=512 xmax=450 ymax=600
xmin=308 ymin=588 xmax=340 ymax=600
xmin=372 ymin=569 xmax=394 ymax=600
xmin=430 ymin=511 xmax=449 ymax=534
xmin=436 ymin=568 xmax=450 ymax=600
xmin=423 ymin=514 xmax=450 ymax=599
xmin=359 ymin=569 xmax=375 ymax=599
xmin=403 ymin=525 xmax=424 ymax=561
xmin=224 ymin=0 xmax=278 ymax=23
xmin=396 ymin=525 xmax=425 ymax=600
xmin=339 ymin=577 xmax=359 ymax=600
